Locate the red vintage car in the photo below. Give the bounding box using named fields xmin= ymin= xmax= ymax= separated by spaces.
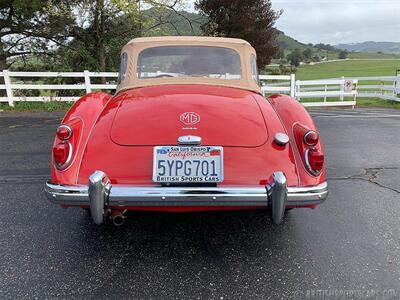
xmin=45 ymin=36 xmax=328 ymax=226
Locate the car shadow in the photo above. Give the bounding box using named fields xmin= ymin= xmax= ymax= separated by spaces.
xmin=38 ymin=205 xmax=318 ymax=297
xmin=70 ymin=209 xmax=297 ymax=264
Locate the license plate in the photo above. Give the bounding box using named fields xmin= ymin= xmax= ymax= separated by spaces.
xmin=153 ymin=146 xmax=223 ymax=183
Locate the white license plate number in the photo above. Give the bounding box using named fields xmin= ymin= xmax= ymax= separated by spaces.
xmin=153 ymin=146 xmax=223 ymax=183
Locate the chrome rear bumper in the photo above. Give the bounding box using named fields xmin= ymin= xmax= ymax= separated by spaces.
xmin=45 ymin=178 xmax=328 ymax=207
xmin=45 ymin=171 xmax=328 ymax=225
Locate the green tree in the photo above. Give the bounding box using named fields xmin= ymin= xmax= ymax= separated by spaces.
xmin=338 ymin=50 xmax=348 ymax=59
xmin=274 ymin=48 xmax=285 ymax=60
xmin=53 ymin=0 xmax=143 ymax=73
xmin=54 ymin=0 xmax=193 ymax=73
xmin=1 ymin=0 xmax=191 ymax=73
xmin=0 ymin=0 xmax=76 ymax=71
xmin=302 ymin=48 xmax=312 ymax=60
xmin=287 ymin=48 xmax=302 ymax=67
xmin=195 ymin=0 xmax=281 ymax=68
xmin=314 ymin=43 xmax=337 ymax=52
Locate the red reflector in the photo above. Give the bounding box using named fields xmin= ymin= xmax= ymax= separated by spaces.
xmin=306 ymin=149 xmax=324 ymax=175
xmin=53 ymin=142 xmax=71 ymax=169
xmin=304 ymin=131 xmax=319 ymax=146
xmin=56 ymin=125 xmax=72 ymax=140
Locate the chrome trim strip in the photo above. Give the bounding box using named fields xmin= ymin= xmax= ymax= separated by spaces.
xmin=285 ymin=181 xmax=328 ymax=205
xmin=45 ymin=180 xmax=328 ymax=207
xmin=177 ymin=135 xmax=202 ymax=145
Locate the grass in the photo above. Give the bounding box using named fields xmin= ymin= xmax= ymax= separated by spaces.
xmin=299 ymin=97 xmax=400 ymax=109
xmin=348 ymin=52 xmax=400 ymax=59
xmin=355 ymin=98 xmax=400 ymax=109
xmin=294 ymin=59 xmax=400 ymax=108
xmin=296 ymin=59 xmax=400 ymax=80
xmin=0 ymin=101 xmax=73 ymax=112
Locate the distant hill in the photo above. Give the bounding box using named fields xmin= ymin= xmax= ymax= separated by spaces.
xmin=274 ymin=30 xmax=342 ymax=62
xmin=276 ymin=31 xmax=310 ymax=51
xmin=336 ymin=41 xmax=400 ymax=54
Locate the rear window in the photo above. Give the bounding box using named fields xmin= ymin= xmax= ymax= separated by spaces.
xmin=137 ymin=46 xmax=242 ymax=80
xmin=250 ymin=54 xmax=259 ymax=85
xmin=117 ymin=52 xmax=128 ymax=84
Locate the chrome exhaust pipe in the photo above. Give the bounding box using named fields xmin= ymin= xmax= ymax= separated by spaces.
xmin=110 ymin=210 xmax=127 ymax=226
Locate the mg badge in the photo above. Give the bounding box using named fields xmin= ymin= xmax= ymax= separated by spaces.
xmin=180 ymin=112 xmax=200 ymax=125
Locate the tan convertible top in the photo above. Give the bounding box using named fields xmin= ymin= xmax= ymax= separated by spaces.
xmin=116 ymin=36 xmax=261 ymax=94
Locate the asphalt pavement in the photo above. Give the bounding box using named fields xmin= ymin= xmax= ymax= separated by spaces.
xmin=0 ymin=108 xmax=399 ymax=299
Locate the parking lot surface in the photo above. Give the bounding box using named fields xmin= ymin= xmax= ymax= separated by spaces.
xmin=0 ymin=108 xmax=399 ymax=299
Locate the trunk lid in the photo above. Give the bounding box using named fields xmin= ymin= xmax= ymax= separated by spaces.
xmin=110 ymin=85 xmax=268 ymax=147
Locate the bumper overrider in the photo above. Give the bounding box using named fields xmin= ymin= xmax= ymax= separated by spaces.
xmin=45 ymin=171 xmax=328 ymax=225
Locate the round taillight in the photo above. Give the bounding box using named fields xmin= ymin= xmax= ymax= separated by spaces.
xmin=305 ymin=148 xmax=324 ymax=175
xmin=56 ymin=125 xmax=72 ymax=141
xmin=53 ymin=142 xmax=72 ymax=169
xmin=304 ymin=130 xmax=319 ymax=146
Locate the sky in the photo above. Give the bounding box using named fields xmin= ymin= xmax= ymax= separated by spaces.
xmin=271 ymin=0 xmax=400 ymax=44
xmin=189 ymin=0 xmax=400 ymax=45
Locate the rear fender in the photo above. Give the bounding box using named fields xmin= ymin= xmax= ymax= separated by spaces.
xmin=264 ymin=94 xmax=326 ymax=186
xmin=50 ymin=92 xmax=112 ymax=185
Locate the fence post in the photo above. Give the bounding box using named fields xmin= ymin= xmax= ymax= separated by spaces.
xmin=397 ymin=74 xmax=400 ymax=96
xmin=353 ymin=80 xmax=358 ymax=103
xmin=84 ymin=70 xmax=91 ymax=93
xmin=290 ymin=73 xmax=295 ymax=98
xmin=340 ymin=76 xmax=344 ymax=101
xmin=3 ymin=70 xmax=14 ymax=107
xmin=295 ymin=80 xmax=300 ymax=101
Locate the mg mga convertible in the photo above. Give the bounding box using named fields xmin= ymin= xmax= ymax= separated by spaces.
xmin=45 ymin=36 xmax=328 ymax=226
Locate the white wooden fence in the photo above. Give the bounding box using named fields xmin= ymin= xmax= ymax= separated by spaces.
xmin=259 ymin=74 xmax=295 ymax=97
xmin=0 ymin=70 xmax=118 ymax=106
xmin=260 ymin=74 xmax=400 ymax=107
xmin=0 ymin=70 xmax=399 ymax=107
xmin=260 ymin=75 xmax=358 ymax=107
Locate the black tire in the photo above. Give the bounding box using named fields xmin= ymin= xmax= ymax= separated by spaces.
xmin=83 ymin=208 xmax=91 ymax=216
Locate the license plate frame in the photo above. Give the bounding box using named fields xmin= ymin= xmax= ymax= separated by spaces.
xmin=152 ymin=146 xmax=224 ymax=183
